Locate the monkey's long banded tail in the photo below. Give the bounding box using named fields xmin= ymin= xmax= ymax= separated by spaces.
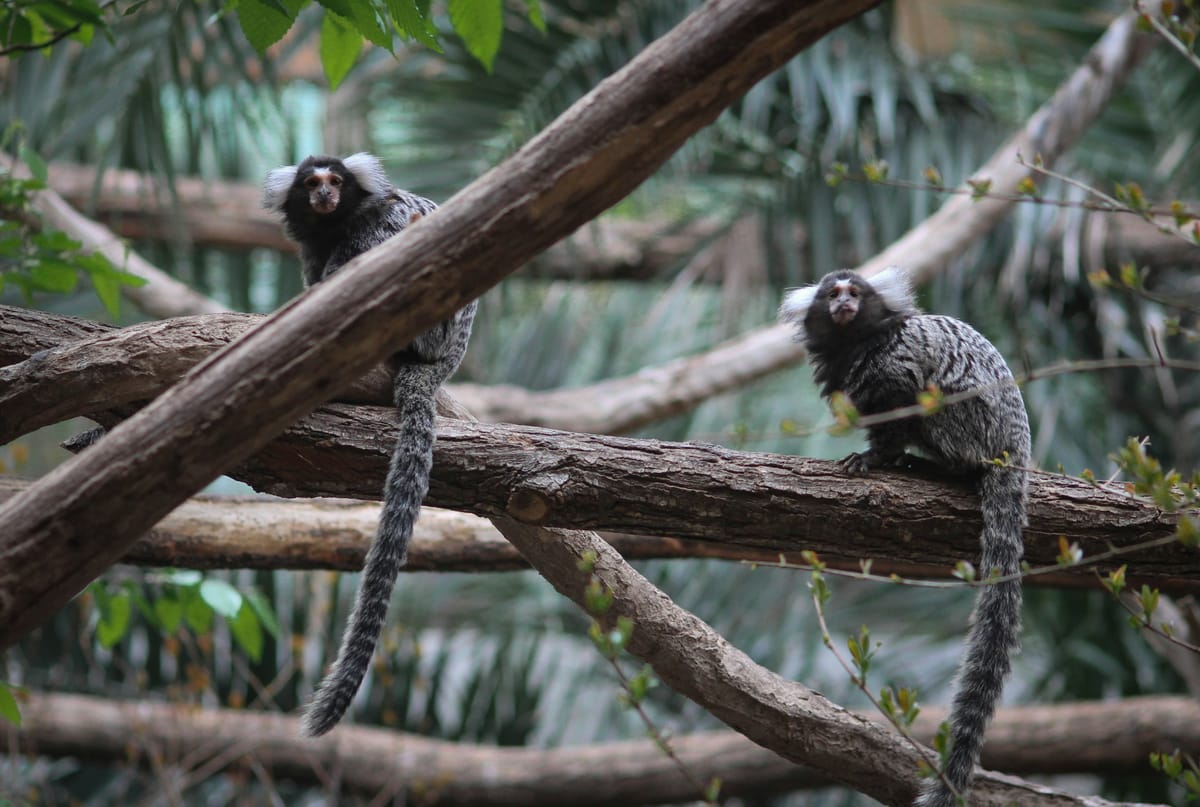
xmin=301 ymin=363 xmax=441 ymax=738
xmin=916 ymin=464 xmax=1026 ymax=807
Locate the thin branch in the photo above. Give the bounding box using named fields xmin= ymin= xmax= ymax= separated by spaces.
xmin=0 ymin=23 xmax=83 ymax=56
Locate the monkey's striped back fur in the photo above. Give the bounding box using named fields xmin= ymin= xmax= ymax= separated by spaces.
xmin=781 ymin=267 xmax=1029 ymax=806
xmin=264 ymin=153 xmax=476 ymax=736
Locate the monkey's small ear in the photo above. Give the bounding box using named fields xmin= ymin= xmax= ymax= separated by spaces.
xmin=868 ymin=265 xmax=917 ymax=313
xmin=263 ymin=165 xmax=298 ymax=211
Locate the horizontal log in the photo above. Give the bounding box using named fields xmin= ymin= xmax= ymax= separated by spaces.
xmin=6 ymin=691 xmax=1191 ymax=804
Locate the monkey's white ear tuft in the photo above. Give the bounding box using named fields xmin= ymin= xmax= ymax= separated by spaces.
xmin=342 ymin=152 xmax=391 ymax=196
xmin=263 ymin=165 xmax=297 ymax=211
xmin=779 ymin=284 xmax=818 ymax=324
xmin=869 ymin=265 xmax=918 ymax=313
xmin=779 ymin=284 xmax=820 ymax=341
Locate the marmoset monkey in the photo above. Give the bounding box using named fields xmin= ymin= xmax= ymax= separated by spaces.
xmin=264 ymin=153 xmax=476 ymax=736
xmin=781 ymin=267 xmax=1029 ymax=807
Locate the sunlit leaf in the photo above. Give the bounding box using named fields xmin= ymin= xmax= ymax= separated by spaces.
xmin=199 ymin=578 xmax=243 ymax=619
xmin=320 ymin=10 xmax=361 ymax=90
xmin=448 ymin=0 xmax=502 ymax=72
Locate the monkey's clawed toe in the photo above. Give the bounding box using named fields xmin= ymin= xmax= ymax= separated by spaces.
xmin=838 ymin=452 xmax=872 ymax=476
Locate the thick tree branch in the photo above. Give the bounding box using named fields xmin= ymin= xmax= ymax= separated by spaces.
xmin=0 ymin=309 xmax=394 ymax=444
xmin=1 ymin=307 xmax=1190 ymax=589
xmin=2 ymin=476 xmax=1169 ymax=586
xmin=5 ymin=691 xmax=1188 ymax=804
xmin=232 ymin=405 xmax=1195 ymax=593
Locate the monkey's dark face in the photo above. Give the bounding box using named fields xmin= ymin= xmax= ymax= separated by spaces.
xmin=304 ymin=167 xmax=344 ymax=214
xmin=285 ymin=157 xmax=367 ymax=225
xmin=824 ymin=278 xmax=863 ymax=326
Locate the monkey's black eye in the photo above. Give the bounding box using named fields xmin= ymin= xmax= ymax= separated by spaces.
xmin=304 ymin=176 xmax=320 ymax=189
xmin=329 ymin=175 xmax=342 ymax=186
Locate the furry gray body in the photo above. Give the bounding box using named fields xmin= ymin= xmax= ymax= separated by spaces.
xmin=781 ymin=268 xmax=1029 ymax=806
xmin=264 ymin=154 xmax=476 ymax=736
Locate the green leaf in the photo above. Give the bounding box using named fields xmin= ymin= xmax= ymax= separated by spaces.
xmin=90 ymin=269 xmax=123 ymax=318
xmin=0 ymin=684 xmax=21 ymax=727
xmin=29 ymin=262 xmax=79 ymax=293
xmin=345 ymin=1 xmax=392 ymax=50
xmin=199 ymin=578 xmax=243 ymax=619
xmin=32 ymin=229 xmax=81 ymax=252
xmin=524 ymin=0 xmax=545 ymax=32
xmin=237 ymin=0 xmax=297 ymax=54
xmin=97 ymin=591 xmax=132 ymax=648
xmin=448 ymin=0 xmax=503 ymax=72
xmin=19 ymin=146 xmax=48 ymax=184
xmin=244 ymin=589 xmax=282 ymax=639
xmin=386 ymin=0 xmax=440 ymax=50
xmin=184 ymin=592 xmax=214 ymax=633
xmin=154 ymin=596 xmax=184 ymax=633
xmin=229 ymin=603 xmax=264 ymax=662
xmin=320 ymin=11 xmax=361 ymax=90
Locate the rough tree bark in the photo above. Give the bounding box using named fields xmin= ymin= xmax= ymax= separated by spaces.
xmin=5 ymin=691 xmax=1191 ymax=805
xmin=1 ymin=309 xmax=1192 ymax=590
xmin=2 ymin=306 xmax=1192 ymax=590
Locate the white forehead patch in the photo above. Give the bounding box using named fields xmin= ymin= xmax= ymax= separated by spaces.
xmin=832 ymin=280 xmax=854 ymax=296
xmin=311 ymin=167 xmax=333 ymax=180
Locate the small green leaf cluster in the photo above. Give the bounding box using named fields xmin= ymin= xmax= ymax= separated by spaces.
xmin=878 ymin=685 xmax=920 ymax=729
xmin=801 ymin=550 xmax=830 ymax=607
xmin=1111 ymin=437 xmax=1200 ymax=532
xmin=0 ymin=139 xmax=144 ymax=317
xmin=88 ymin=571 xmax=280 ymax=663
xmin=847 ymin=624 xmax=877 ymax=687
xmin=1150 ymin=750 xmax=1200 ymax=799
xmin=236 ymin=0 xmax=546 ymax=88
